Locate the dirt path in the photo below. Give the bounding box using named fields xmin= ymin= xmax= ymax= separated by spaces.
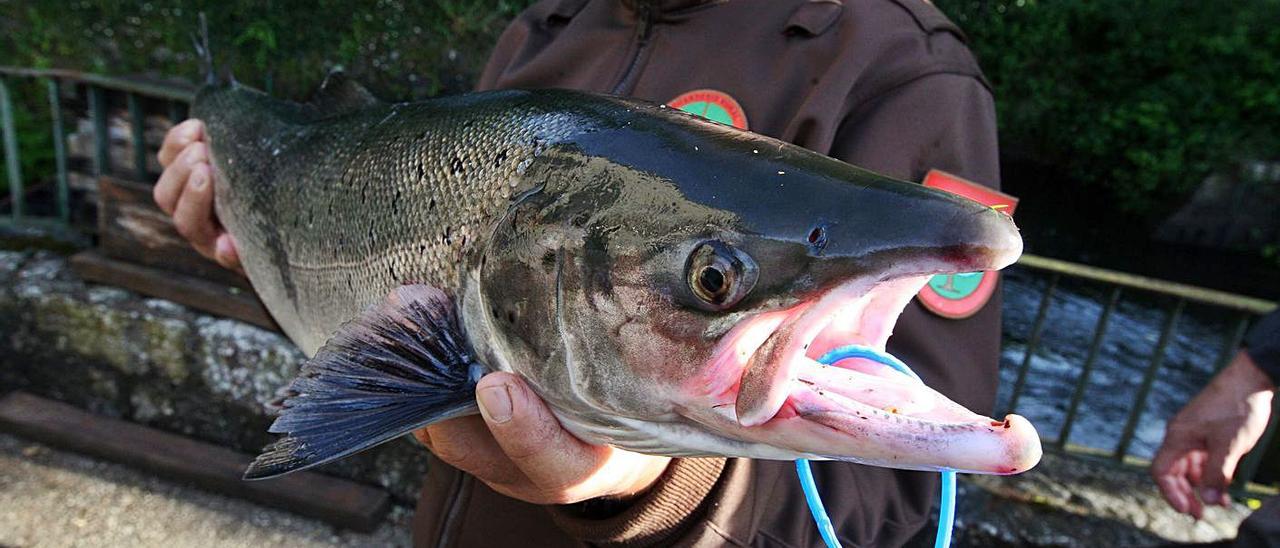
xmin=0 ymin=433 xmax=411 ymax=548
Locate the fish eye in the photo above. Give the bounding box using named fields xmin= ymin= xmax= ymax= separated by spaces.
xmin=686 ymin=241 xmax=758 ymax=310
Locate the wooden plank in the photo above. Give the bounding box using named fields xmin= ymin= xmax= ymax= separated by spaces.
xmin=0 ymin=391 xmax=391 ymax=532
xmin=97 ymin=175 xmax=250 ymax=290
xmin=70 ymin=250 xmax=279 ymax=331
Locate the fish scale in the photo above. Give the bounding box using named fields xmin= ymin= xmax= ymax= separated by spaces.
xmin=197 ymin=86 xmax=586 ymax=356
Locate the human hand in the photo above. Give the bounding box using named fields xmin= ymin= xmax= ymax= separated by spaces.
xmin=154 ymin=119 xmax=242 ymax=273
xmin=1151 ymin=351 xmax=1274 ymax=518
xmin=414 ymin=372 xmax=671 ymax=505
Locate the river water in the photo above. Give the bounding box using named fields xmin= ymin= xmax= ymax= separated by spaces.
xmin=995 ymin=267 xmax=1242 ymax=460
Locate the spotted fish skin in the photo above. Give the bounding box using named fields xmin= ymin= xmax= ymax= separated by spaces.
xmin=196 ymin=83 xmax=600 ymax=356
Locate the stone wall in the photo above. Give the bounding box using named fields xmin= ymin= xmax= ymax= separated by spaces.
xmin=0 ymin=250 xmax=428 ymax=504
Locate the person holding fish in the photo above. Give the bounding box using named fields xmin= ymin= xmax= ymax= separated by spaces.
xmin=155 ymin=1 xmax=1032 ymax=546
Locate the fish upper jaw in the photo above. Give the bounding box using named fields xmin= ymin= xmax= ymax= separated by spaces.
xmin=682 ymin=261 xmax=1041 ymax=475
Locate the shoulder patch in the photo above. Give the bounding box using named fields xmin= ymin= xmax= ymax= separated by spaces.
xmin=917 ymin=169 xmax=1018 ymax=319
xmin=668 ymin=89 xmax=749 ymax=130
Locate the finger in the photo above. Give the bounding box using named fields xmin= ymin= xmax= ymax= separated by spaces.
xmin=1153 ymin=455 xmax=1191 ymax=515
xmin=425 ymin=415 xmax=528 ymax=489
xmin=411 ymin=428 xmax=433 ymax=451
xmin=214 ymin=232 xmax=243 ymax=272
xmin=172 ymin=162 xmax=218 ymax=256
xmin=477 ymin=373 xmax=660 ymax=503
xmin=158 ymin=119 xmax=204 ymax=167
xmin=1187 ymin=450 xmax=1205 ymax=486
xmin=153 ymin=142 xmax=207 ymax=215
xmin=1201 ymin=449 xmax=1241 ymax=508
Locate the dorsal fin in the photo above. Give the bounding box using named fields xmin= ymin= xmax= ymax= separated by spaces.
xmin=305 ymin=70 xmax=382 ymax=115
xmin=191 ymin=12 xmax=216 ymax=85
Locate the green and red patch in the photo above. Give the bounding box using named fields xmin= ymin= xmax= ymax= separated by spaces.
xmin=668 ymin=89 xmax=749 ymax=130
xmin=917 ymin=170 xmax=1019 ymax=319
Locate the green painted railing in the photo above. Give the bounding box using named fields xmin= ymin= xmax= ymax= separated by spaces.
xmin=0 ymin=66 xmax=193 ymax=227
xmin=2 ymin=66 xmax=1278 ymax=489
xmin=1005 ymin=254 xmax=1276 ymax=491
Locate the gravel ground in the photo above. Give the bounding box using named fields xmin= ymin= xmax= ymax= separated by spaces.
xmin=0 ymin=433 xmax=412 ymax=548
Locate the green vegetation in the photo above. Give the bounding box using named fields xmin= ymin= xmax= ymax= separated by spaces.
xmin=1 ymin=1 xmax=534 ymax=98
xmin=2 ymin=0 xmax=1277 ymax=229
xmin=948 ymin=0 xmax=1280 ymax=220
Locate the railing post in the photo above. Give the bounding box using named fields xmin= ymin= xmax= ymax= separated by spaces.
xmin=1115 ymin=298 xmax=1186 ymax=460
xmin=0 ymin=77 xmax=22 ymax=219
xmin=127 ymin=92 xmax=147 ymax=181
xmin=167 ymin=100 xmax=187 ymax=126
xmin=1058 ymin=286 xmax=1123 ymax=449
xmin=88 ymin=84 xmax=110 ymax=176
xmin=47 ymin=78 xmax=70 ymax=222
xmin=1213 ymin=314 xmax=1252 ymax=373
xmin=1007 ymin=273 xmax=1059 ymax=414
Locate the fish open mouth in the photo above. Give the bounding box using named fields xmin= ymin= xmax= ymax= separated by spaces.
xmin=698 ymin=271 xmax=1042 ymax=475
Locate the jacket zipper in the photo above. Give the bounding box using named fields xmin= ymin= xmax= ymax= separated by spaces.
xmin=610 ymin=2 xmax=656 ymax=95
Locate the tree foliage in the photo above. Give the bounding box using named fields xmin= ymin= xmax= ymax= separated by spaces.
xmin=0 ymin=0 xmax=535 ymax=99
xmin=946 ymin=0 xmax=1280 ymax=219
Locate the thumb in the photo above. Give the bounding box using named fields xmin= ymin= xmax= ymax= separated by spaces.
xmin=475 ymin=372 xmax=608 ymax=501
xmin=474 ymin=372 xmax=595 ymax=466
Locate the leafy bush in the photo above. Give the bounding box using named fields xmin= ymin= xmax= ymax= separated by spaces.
xmin=945 ymin=0 xmax=1280 ymax=220
xmin=0 ymin=0 xmax=535 ymax=99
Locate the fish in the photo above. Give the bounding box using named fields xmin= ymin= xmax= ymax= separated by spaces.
xmin=190 ymin=74 xmax=1042 ymax=480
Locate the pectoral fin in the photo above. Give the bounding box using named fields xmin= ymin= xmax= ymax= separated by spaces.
xmin=244 ymin=284 xmax=485 ymax=480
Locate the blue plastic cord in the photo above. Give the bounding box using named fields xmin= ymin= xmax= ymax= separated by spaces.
xmin=798 ymin=344 xmax=957 ymax=548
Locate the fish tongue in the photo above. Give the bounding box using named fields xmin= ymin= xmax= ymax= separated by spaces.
xmin=797 ymin=357 xmax=935 ymax=415
xmin=794 ymin=356 xmax=989 ymax=424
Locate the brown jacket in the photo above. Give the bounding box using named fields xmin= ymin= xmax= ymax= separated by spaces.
xmin=413 ymin=1 xmax=1003 ymax=546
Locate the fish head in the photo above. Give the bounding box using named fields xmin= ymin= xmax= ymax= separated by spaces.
xmin=470 ymin=97 xmax=1040 ymax=475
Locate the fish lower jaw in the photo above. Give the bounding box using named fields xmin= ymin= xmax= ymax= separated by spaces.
xmin=723 ymin=355 xmax=1039 ymax=474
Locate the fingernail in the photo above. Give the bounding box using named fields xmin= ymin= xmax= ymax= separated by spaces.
xmin=190 ymin=168 xmax=206 ymax=189
xmin=1201 ymin=488 xmax=1221 ymax=505
xmin=477 ymin=385 xmax=512 ymax=424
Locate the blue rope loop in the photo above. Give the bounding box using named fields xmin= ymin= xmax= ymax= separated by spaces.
xmin=797 ymin=344 xmax=957 ymax=548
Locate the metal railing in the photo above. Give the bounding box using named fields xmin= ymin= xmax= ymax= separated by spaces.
xmin=3 ymin=66 xmax=1279 ymax=487
xmin=1004 ymin=253 xmax=1277 ymax=488
xmin=0 ymin=66 xmax=193 ymax=228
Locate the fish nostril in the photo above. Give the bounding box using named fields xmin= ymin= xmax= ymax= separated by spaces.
xmin=807 ymin=225 xmax=828 ymax=251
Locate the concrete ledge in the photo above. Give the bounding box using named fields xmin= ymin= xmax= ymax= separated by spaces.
xmin=0 ymin=250 xmax=430 ymax=504
xmin=0 ymin=391 xmax=391 ymax=532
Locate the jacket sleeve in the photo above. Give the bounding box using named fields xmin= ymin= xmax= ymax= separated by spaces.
xmin=1244 ymin=309 xmax=1280 ymax=385
xmin=829 ymin=72 xmax=1000 ymax=189
xmin=544 ymin=458 xmax=727 ymax=547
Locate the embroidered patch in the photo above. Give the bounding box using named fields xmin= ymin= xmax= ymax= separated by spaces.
xmin=917 ymin=169 xmax=1019 ymax=319
xmin=668 ymin=89 xmax=749 ymax=130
